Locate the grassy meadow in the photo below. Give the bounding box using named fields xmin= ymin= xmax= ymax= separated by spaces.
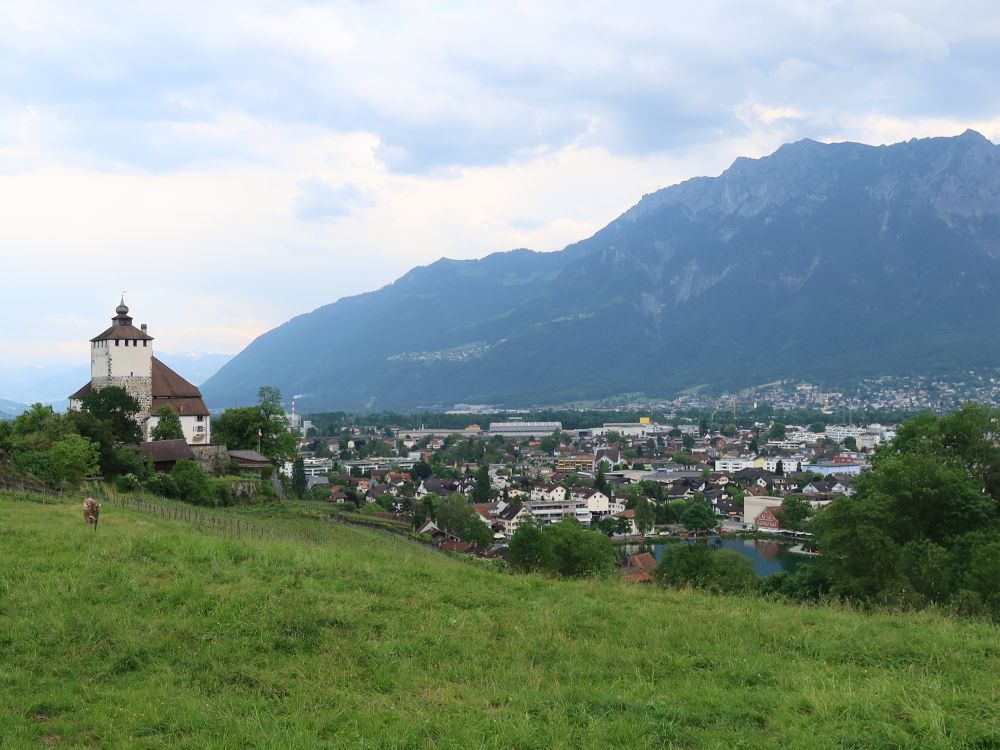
xmin=2 ymin=496 xmax=999 ymax=748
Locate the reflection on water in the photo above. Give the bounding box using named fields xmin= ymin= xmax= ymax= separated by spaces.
xmin=625 ymin=537 xmax=812 ymax=577
xmin=754 ymin=539 xmax=783 ymax=562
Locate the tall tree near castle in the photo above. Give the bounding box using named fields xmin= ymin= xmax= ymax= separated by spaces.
xmin=81 ymin=386 xmax=142 ymax=445
xmin=213 ymin=386 xmax=297 ymax=461
xmin=151 ymin=406 xmax=184 ymax=441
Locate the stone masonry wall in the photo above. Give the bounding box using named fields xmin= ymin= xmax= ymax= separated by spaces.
xmin=92 ymin=375 xmax=153 ymax=435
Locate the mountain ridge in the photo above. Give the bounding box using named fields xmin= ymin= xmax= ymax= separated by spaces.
xmin=202 ymin=131 xmax=1000 ymax=412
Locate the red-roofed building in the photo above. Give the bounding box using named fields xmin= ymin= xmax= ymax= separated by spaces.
xmin=754 ymin=506 xmax=782 ymax=530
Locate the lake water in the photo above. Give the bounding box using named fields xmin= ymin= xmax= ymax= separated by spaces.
xmin=628 ymin=537 xmax=813 ymax=577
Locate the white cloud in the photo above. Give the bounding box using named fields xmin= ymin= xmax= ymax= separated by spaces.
xmin=0 ymin=0 xmax=998 ymax=378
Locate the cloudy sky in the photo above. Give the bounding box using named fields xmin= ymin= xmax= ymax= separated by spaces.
xmin=2 ymin=1 xmax=999 ymax=374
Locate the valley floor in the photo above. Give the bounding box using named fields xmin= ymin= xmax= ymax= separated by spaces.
xmin=1 ymin=496 xmax=998 ymax=749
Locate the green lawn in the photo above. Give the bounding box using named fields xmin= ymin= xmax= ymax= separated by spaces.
xmin=1 ymin=497 xmax=999 ymax=749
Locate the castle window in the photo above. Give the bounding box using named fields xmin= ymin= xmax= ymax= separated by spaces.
xmin=143 ymin=341 xmax=147 ymax=347
xmin=115 ymin=340 xmax=119 ymax=346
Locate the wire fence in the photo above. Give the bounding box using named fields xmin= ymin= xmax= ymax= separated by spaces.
xmin=0 ymin=480 xmax=70 ymax=504
xmin=1 ymin=479 xmax=443 ymax=551
xmin=1 ymin=480 xmax=280 ymax=541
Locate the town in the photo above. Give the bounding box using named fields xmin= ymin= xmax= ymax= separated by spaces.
xmin=274 ymin=413 xmax=878 ymax=570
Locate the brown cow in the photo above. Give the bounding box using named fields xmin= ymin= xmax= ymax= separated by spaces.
xmin=83 ymin=498 xmax=101 ymax=531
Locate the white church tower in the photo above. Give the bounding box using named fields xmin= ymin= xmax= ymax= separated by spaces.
xmin=69 ymin=299 xmax=212 ymax=445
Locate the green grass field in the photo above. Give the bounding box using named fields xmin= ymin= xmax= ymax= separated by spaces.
xmin=2 ymin=496 xmax=999 ymax=749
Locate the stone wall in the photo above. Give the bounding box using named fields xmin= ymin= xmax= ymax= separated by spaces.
xmin=92 ymin=375 xmax=153 ymax=435
xmin=191 ymin=444 xmax=229 ymax=475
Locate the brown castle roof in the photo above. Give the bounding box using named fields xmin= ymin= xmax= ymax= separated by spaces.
xmin=90 ymin=324 xmax=153 ymax=342
xmin=151 ymin=357 xmax=203 ymax=399
xmin=68 ymin=357 xmax=208 ymax=417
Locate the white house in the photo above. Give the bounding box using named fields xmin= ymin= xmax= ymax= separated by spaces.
xmin=524 ymin=497 xmax=590 ymax=525
xmin=530 ymin=484 xmax=567 ymax=503
xmin=496 ymin=501 xmax=533 ymax=538
xmin=714 ymin=456 xmax=756 ymax=472
xmin=282 ymin=457 xmax=334 ymax=478
xmin=610 ymin=508 xmax=639 ymax=535
xmin=760 ymin=456 xmax=803 ymax=473
xmin=570 ymin=488 xmax=613 ymax=517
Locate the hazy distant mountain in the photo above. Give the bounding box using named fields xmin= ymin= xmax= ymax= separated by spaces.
xmin=0 ymin=399 xmax=30 ymax=419
xmin=202 ymin=131 xmax=1000 ymax=412
xmin=0 ymin=365 xmax=87 ymax=410
xmin=154 ymin=353 xmax=232 ymax=387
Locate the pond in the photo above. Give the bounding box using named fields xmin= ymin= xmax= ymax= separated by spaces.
xmin=626 ymin=537 xmax=814 ymax=577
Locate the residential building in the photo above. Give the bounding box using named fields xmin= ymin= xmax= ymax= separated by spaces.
xmin=569 ymin=488 xmax=613 ymax=517
xmin=804 ymin=461 xmax=862 ymax=476
xmin=530 ymin=484 xmax=567 ymax=503
xmin=594 ymin=447 xmax=624 ymax=471
xmin=524 ymin=497 xmax=590 ymax=525
xmin=743 ymin=496 xmax=784 ymax=529
xmin=496 ymin=501 xmax=532 ymax=538
xmin=554 ymin=454 xmax=594 ymax=472
xmin=714 ymin=456 xmax=756 ymax=472
xmin=281 ymin=457 xmax=333 ymax=478
xmin=760 ymin=456 xmax=802 ymax=473
xmin=754 ymin=506 xmax=783 ymax=530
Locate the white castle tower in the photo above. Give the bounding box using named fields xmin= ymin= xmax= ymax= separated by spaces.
xmin=86 ymin=297 xmax=154 ymax=416
xmin=69 ymin=299 xmax=211 ymax=444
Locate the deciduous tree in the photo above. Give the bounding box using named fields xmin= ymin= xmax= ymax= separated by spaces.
xmin=81 ymin=386 xmax=143 ymax=445
xmin=151 ymin=406 xmax=184 ymax=441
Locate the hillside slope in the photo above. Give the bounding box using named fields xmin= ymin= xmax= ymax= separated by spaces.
xmin=3 ymin=497 xmax=999 ymax=748
xmin=202 ymin=131 xmax=1000 ymax=411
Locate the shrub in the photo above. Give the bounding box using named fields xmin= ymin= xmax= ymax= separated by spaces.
xmin=653 ymin=543 xmax=756 ymax=594
xmin=508 ymin=520 xmax=616 ymax=578
xmin=171 ymin=460 xmax=215 ymax=506
xmin=145 ymin=472 xmax=178 ymax=498
xmin=756 ymin=564 xmax=831 ymax=601
xmin=210 ymin=478 xmax=234 ymax=507
xmin=116 ymin=473 xmax=141 ymax=493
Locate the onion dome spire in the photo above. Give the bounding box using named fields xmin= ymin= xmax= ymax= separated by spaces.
xmin=112 ymin=295 xmax=133 ymax=326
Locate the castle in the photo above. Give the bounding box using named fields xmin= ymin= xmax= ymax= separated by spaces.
xmin=68 ymin=299 xmax=211 ymax=444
